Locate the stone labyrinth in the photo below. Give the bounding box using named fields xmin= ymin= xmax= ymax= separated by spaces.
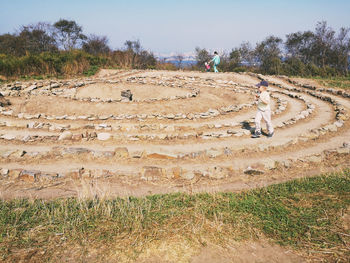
xmin=0 ymin=69 xmax=350 ymax=198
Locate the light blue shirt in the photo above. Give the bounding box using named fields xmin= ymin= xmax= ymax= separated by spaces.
xmin=212 ymin=55 xmax=220 ymax=65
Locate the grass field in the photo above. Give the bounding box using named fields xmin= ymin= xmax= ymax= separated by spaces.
xmin=1 ymin=170 xmax=349 ymax=262
xmin=314 ymin=76 xmax=350 ymax=90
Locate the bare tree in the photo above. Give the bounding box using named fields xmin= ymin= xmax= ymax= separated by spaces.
xmin=175 ymin=53 xmax=184 ymax=69
xmin=83 ymin=34 xmax=110 ymax=55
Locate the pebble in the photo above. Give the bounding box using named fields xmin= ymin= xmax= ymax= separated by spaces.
xmin=97 ymin=132 xmax=111 ymax=141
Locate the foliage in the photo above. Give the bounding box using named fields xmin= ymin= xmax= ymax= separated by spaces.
xmin=82 ymin=35 xmax=110 ymax=56
xmin=195 ymin=47 xmax=211 ymax=68
xmin=53 ymin=19 xmax=87 ymax=50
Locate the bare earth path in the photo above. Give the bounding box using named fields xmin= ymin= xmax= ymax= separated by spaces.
xmin=0 ymin=70 xmax=349 ymax=200
xmin=2 ymin=70 xmax=350 ymax=262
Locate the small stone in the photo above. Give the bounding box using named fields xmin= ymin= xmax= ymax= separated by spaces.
xmin=263 ymin=159 xmax=277 ymax=169
xmin=62 ymin=147 xmax=90 ymax=155
xmin=208 ymin=166 xmax=229 ymax=179
xmin=206 ymin=148 xmax=222 ymax=158
xmin=281 ymin=160 xmax=291 ymax=168
xmin=8 ymin=169 xmax=22 ymax=179
xmin=180 ymin=171 xmax=195 ymax=180
xmin=337 ymin=147 xmax=350 ymax=154
xmin=97 ymin=132 xmax=111 ymax=141
xmin=58 ymin=131 xmax=73 ymax=141
xmin=131 ymin=150 xmax=145 ymax=158
xmin=114 ymin=147 xmax=129 ymax=158
xmin=244 ymin=167 xmax=264 ymax=175
xmin=324 ymin=124 xmax=337 ymax=132
xmin=171 ymin=167 xmax=182 ymax=179
xmin=224 ymin=147 xmax=232 ymax=156
xmin=147 ymin=152 xmax=177 ymax=159
xmin=1 ymin=134 xmax=16 ymax=140
xmin=1 ymin=168 xmax=9 ymax=176
xmin=9 ymin=150 xmax=26 ymax=158
xmin=334 ymin=120 xmax=344 ymax=128
xmin=18 ymin=170 xmax=40 ymax=182
xmin=141 ymin=166 xmax=166 ymax=181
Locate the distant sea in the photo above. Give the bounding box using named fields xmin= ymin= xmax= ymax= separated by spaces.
xmin=169 ymin=60 xmax=197 ymax=67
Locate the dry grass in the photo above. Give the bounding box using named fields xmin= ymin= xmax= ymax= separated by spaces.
xmin=0 ymin=170 xmax=349 ymax=262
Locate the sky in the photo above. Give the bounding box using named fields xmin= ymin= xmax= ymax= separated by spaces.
xmin=0 ymin=0 xmax=349 ymax=55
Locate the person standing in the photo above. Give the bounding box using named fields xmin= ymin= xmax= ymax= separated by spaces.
xmin=209 ymin=51 xmax=220 ymax=73
xmin=252 ymin=80 xmax=274 ymax=138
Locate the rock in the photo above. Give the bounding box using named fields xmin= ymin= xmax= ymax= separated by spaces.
xmin=171 ymin=167 xmax=182 ymax=179
xmin=337 ymin=147 xmax=350 ymax=154
xmin=1 ymin=168 xmax=9 ymax=176
xmin=141 ymin=166 xmax=166 ymax=181
xmin=1 ymin=134 xmax=16 ymax=140
xmin=166 ymin=114 xmax=175 ymax=119
xmin=58 ymin=131 xmax=73 ymax=141
xmin=121 ymin=89 xmax=133 ymax=101
xmin=263 ymin=159 xmax=277 ymax=169
xmin=164 ymin=126 xmax=175 ymax=132
xmin=147 ymin=152 xmax=177 ymax=159
xmin=102 ymin=151 xmax=115 ymax=158
xmin=180 ymin=171 xmax=195 ymax=180
xmin=8 ymin=169 xmax=22 ymax=179
xmin=206 ymin=148 xmax=222 ymax=158
xmin=18 ymin=170 xmax=41 ymax=182
xmin=131 ymin=150 xmax=145 ymax=158
xmin=281 ymin=160 xmax=291 ymax=168
xmin=208 ymin=166 xmax=229 ymax=179
xmin=114 ymin=147 xmax=129 ymax=158
xmin=97 ymin=132 xmax=111 ymax=141
xmin=244 ymin=167 xmax=264 ymax=175
xmin=224 ymin=147 xmax=232 ymax=156
xmin=324 ymin=124 xmax=337 ymax=132
xmin=334 ymin=120 xmax=344 ymax=128
xmin=258 ymin=144 xmax=269 ymax=152
xmin=62 ymin=147 xmax=90 ymax=155
xmin=9 ymin=150 xmax=26 ymax=158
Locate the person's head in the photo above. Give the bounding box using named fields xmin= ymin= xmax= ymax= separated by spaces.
xmin=214 ymin=51 xmax=218 ymax=55
xmin=256 ymin=80 xmax=268 ymax=92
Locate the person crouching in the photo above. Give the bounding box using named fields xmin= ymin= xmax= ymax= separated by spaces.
xmin=252 ymin=81 xmax=274 ymax=138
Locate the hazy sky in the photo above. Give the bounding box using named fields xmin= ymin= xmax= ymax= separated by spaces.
xmin=1 ymin=0 xmax=349 ymax=54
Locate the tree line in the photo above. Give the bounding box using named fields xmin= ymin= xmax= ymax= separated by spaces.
xmin=0 ymin=19 xmax=157 ymax=78
xmin=0 ymin=20 xmax=349 ymax=78
xmin=195 ymin=21 xmax=350 ymax=77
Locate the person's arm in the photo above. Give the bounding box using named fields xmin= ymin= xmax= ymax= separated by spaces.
xmin=259 ymin=92 xmax=270 ymax=105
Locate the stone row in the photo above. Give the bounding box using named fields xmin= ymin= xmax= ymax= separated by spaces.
xmin=1 ymin=143 xmax=349 ymax=183
xmin=0 ymin=90 xmax=313 ymax=144
xmin=283 ymin=77 xmax=350 ymax=100
xmin=0 ymin=93 xmax=287 ymax=135
xmin=0 ymin=89 xmax=256 ymax=122
xmin=266 ymin=78 xmax=349 ymax=124
xmin=2 ymin=80 xmax=200 ymax=104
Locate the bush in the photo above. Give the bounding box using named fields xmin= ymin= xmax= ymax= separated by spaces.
xmin=0 ymin=50 xmax=110 ymax=78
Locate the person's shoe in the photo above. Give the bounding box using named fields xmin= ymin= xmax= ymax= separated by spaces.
xmin=251 ymin=132 xmax=261 ymax=138
xmin=267 ymin=131 xmax=274 ymax=138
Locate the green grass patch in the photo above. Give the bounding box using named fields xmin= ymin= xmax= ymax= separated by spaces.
xmin=83 ymin=65 xmax=100 ymax=76
xmin=0 ymin=170 xmax=349 ymax=261
xmin=312 ymin=76 xmax=350 ymax=90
